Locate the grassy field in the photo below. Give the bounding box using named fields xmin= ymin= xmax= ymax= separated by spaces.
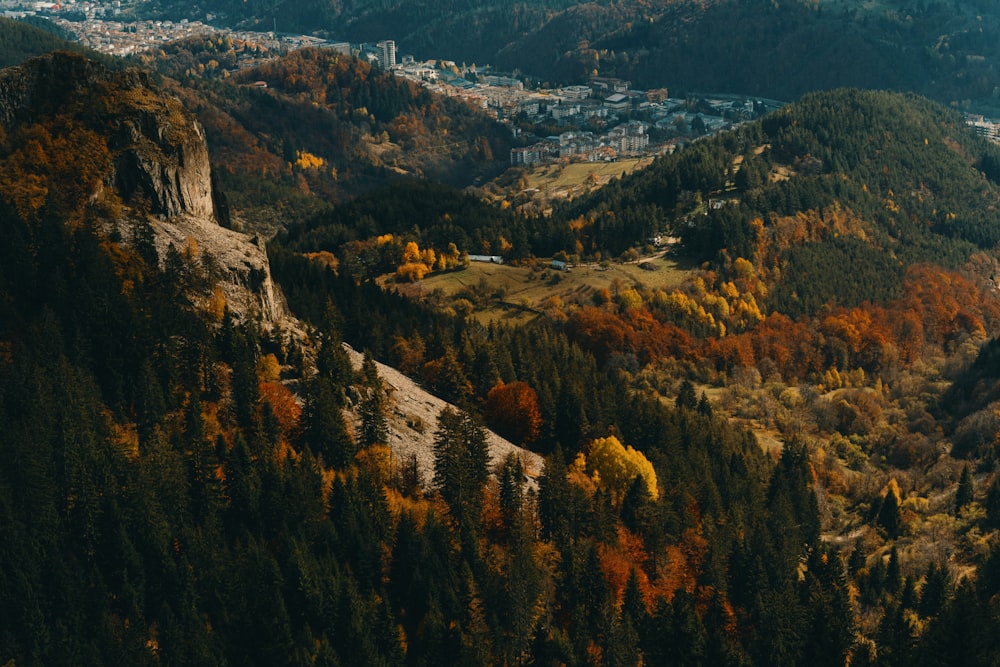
xmin=392 ymin=251 xmax=697 ymax=324
xmin=522 ymin=158 xmax=653 ymax=201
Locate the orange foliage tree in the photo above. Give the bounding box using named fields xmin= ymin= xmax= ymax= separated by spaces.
xmin=483 ymin=381 xmax=542 ymax=445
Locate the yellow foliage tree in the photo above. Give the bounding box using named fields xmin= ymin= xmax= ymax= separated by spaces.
xmin=420 ymin=247 xmax=437 ymax=268
xmin=396 ymin=262 xmax=429 ymax=282
xmin=402 ymin=241 xmax=421 ymax=264
xmin=582 ymin=435 xmax=658 ymax=500
xmin=617 ymin=288 xmax=643 ymax=312
xmin=295 ymin=150 xmax=326 ymax=170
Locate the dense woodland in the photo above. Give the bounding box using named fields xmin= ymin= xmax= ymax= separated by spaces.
xmin=6 ymin=15 xmax=1000 ymax=667
xmin=270 ymin=87 xmax=1000 ymax=664
xmin=0 ymin=56 xmax=855 ymax=665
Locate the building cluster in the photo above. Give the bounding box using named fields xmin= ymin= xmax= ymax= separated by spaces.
xmin=1 ymin=10 xmax=785 ymax=167
xmin=389 ymin=60 xmax=779 ymax=166
xmin=50 ymin=16 xmax=218 ymax=56
xmin=966 ymin=113 xmax=1000 ymax=142
xmin=1 ymin=0 xmax=122 ymax=20
xmin=511 ymin=121 xmax=651 ymax=166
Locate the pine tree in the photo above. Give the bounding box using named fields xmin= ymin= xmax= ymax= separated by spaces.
xmin=886 ymin=546 xmax=903 ymax=596
xmin=358 ymin=351 xmax=388 ymax=448
xmin=497 ymin=451 xmax=525 ymax=535
xmin=676 ymin=379 xmax=698 ymax=410
xmin=432 ymin=407 xmax=490 ymax=528
xmin=878 ymin=480 xmax=903 ymax=539
xmin=301 ymin=377 xmax=355 ymax=468
xmin=919 ymin=562 xmax=949 ymax=618
xmin=955 ymin=464 xmax=974 ymax=514
xmin=985 ymin=474 xmax=1000 ymax=529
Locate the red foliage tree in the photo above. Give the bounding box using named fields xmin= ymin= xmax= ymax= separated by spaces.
xmin=483 ymin=381 xmax=542 ymax=445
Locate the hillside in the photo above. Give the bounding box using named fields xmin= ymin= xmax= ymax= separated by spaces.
xmin=0 ymin=52 xmax=853 ymax=667
xmin=143 ymin=0 xmax=1000 ymax=108
xmin=131 ymin=42 xmax=511 ymax=234
xmin=272 ymin=86 xmax=1000 ymax=661
xmin=343 ymin=344 xmax=544 ymax=484
xmin=0 ymin=16 xmax=110 ymax=69
xmin=6 ymin=32 xmax=1000 ymax=667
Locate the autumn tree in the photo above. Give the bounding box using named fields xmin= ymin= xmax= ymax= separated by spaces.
xmin=483 ymin=381 xmax=542 ymax=445
xmin=579 ymin=435 xmax=659 ymax=501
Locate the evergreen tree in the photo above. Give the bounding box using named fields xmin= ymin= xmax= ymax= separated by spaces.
xmin=884 ymin=546 xmax=903 ymax=595
xmin=497 ymin=451 xmax=525 ymax=536
xmin=676 ymin=379 xmax=698 ymax=411
xmin=984 ymin=474 xmax=1000 ymax=529
xmin=432 ymin=407 xmax=490 ymax=529
xmin=358 ymin=351 xmax=389 ymax=448
xmin=955 ymin=464 xmax=974 ymax=514
xmin=301 ymin=377 xmax=355 ymax=468
xmin=878 ymin=482 xmax=903 ymax=539
xmin=919 ymin=562 xmax=950 ymax=618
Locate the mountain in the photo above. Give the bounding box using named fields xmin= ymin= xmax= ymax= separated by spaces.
xmin=0 ymin=50 xmax=836 ymax=667
xmin=150 ymin=0 xmax=1000 ymax=107
xmin=266 ymin=83 xmax=1000 ymax=662
xmin=0 ymin=50 xmax=288 ymax=325
xmin=3 ymin=33 xmax=1000 ymax=667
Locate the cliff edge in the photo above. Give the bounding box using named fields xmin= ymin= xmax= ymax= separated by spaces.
xmin=0 ymin=52 xmax=285 ymax=326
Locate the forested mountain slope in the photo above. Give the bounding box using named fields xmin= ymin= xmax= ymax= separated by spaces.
xmin=272 ymin=85 xmax=1000 ymax=664
xmin=146 ymin=0 xmax=1000 ymax=106
xmin=0 ymin=16 xmax=108 ymax=69
xmin=132 ymin=43 xmax=511 ymax=233
xmin=0 ymin=51 xmax=865 ymax=666
xmin=555 ymin=88 xmax=1000 ymax=314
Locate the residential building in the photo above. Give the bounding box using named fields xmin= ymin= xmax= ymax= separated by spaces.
xmin=511 ymin=145 xmax=546 ymax=166
xmin=604 ymin=93 xmax=629 ymax=111
xmin=376 ymin=39 xmax=396 ymax=68
xmin=327 ymin=42 xmax=351 ymax=56
xmin=558 ymin=85 xmax=592 ymax=100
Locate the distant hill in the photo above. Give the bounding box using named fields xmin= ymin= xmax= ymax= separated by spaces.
xmin=549 ymin=87 xmax=1000 ymax=317
xmin=0 ymin=16 xmax=112 ymax=69
xmin=134 ymin=42 xmax=511 ymax=233
xmin=151 ymin=0 xmax=1000 ymax=107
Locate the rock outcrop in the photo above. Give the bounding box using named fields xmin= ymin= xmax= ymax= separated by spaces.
xmin=0 ymin=52 xmax=284 ymax=325
xmin=0 ymin=52 xmax=222 ymax=223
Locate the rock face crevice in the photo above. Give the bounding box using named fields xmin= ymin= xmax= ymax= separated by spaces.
xmin=112 ymin=114 xmax=217 ymax=221
xmin=0 ymin=51 xmax=282 ymax=326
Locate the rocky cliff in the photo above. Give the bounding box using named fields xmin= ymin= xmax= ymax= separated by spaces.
xmin=0 ymin=52 xmax=285 ymax=326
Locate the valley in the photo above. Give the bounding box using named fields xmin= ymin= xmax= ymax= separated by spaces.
xmin=3 ymin=5 xmax=1000 ymax=667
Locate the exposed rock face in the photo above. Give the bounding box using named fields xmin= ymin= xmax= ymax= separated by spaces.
xmin=0 ymin=52 xmax=221 ymax=223
xmin=112 ymin=103 xmax=217 ymax=221
xmin=0 ymin=52 xmax=282 ymax=324
xmin=147 ymin=215 xmax=287 ymax=325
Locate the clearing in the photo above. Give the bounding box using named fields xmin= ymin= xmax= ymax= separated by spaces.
xmin=391 ymin=250 xmax=697 ymax=324
xmin=522 ymin=158 xmax=654 ymax=201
